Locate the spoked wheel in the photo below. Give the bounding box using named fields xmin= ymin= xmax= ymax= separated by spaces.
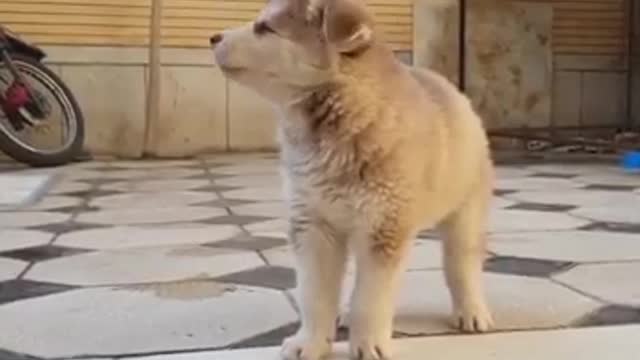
xmin=0 ymin=54 xmax=84 ymax=167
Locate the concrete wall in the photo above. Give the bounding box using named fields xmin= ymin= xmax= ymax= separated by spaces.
xmin=414 ymin=0 xmax=553 ymax=130
xmin=43 ymin=46 xmax=278 ymax=158
xmin=413 ymin=0 xmax=631 ymax=131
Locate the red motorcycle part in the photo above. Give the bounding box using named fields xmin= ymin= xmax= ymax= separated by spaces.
xmin=2 ymin=81 xmax=31 ymax=113
xmin=1 ymin=81 xmax=32 ymax=130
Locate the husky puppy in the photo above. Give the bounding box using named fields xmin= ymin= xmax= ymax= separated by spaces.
xmin=211 ymin=1 xmax=493 ymax=359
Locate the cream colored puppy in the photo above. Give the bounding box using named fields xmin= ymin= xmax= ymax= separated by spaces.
xmin=211 ymin=0 xmax=493 ymax=359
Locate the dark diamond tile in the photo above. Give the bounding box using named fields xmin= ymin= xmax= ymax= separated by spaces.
xmin=584 ymin=184 xmax=638 ymax=192
xmin=76 ymin=178 xmax=120 ymax=186
xmin=575 ymin=305 xmax=640 ymax=327
xmin=494 ymin=189 xmax=517 ymax=196
xmin=0 ymin=245 xmax=90 ymax=262
xmin=187 ymin=173 xmax=232 ymax=181
xmin=196 ymin=198 xmax=256 ymax=208
xmin=90 ymin=189 xmax=121 ymax=197
xmin=484 ymin=256 xmax=575 ymax=277
xmin=531 ymin=172 xmax=577 ymax=179
xmin=0 ymin=279 xmax=77 ymax=305
xmin=580 ymin=222 xmax=640 ymax=234
xmin=191 ymin=184 xmax=242 ymax=193
xmin=205 ymin=215 xmax=275 ymax=226
xmin=208 ymin=235 xmax=287 ymax=251
xmin=0 ymin=349 xmax=43 ymax=360
xmin=507 ymin=203 xmax=576 ymax=212
xmin=228 ymin=322 xmax=299 ymax=349
xmin=216 ymin=266 xmax=296 ymax=290
xmin=28 ymin=221 xmax=108 ymax=235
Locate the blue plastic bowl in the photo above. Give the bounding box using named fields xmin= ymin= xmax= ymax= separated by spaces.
xmin=621 ymin=151 xmax=640 ymax=172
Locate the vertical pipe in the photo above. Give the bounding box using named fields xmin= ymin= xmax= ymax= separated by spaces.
xmin=458 ymin=0 xmax=466 ymax=92
xmin=144 ymin=0 xmax=163 ymax=156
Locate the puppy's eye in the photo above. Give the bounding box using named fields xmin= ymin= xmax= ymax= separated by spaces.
xmin=254 ymin=21 xmax=276 ymax=36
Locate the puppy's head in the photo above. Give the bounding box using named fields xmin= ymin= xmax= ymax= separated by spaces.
xmin=211 ymin=0 xmax=376 ymax=104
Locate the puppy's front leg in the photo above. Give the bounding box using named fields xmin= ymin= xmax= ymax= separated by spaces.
xmin=281 ymin=218 xmax=347 ymax=360
xmin=349 ymin=225 xmax=410 ymax=360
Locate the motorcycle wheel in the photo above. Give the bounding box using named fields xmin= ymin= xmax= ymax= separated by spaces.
xmin=0 ymin=53 xmax=85 ymax=167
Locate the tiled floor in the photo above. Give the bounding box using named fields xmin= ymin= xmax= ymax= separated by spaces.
xmin=0 ymin=154 xmax=639 ymax=359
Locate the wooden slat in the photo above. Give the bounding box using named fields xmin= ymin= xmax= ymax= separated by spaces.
xmin=523 ymin=0 xmax=628 ymax=56
xmin=0 ymin=0 xmax=412 ymax=50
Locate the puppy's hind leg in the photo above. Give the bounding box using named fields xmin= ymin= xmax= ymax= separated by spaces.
xmin=440 ymin=183 xmax=493 ymax=333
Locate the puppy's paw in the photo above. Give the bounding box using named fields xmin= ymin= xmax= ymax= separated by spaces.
xmin=349 ymin=332 xmax=392 ymax=360
xmin=452 ymin=300 xmax=494 ymax=333
xmin=281 ymin=333 xmax=331 ymax=360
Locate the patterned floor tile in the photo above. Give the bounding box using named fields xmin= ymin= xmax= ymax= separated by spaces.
xmin=584 ymin=184 xmax=638 ymax=192
xmin=0 ymin=258 xmax=28 ymax=281
xmin=109 ymin=160 xmax=202 ymax=169
xmin=490 ymin=209 xmax=589 ymax=233
xmin=223 ymin=187 xmax=283 ymax=201
xmin=0 ymin=279 xmax=77 ymax=305
xmin=187 ymin=325 xmax=640 ymax=360
xmin=524 ymin=164 xmax=617 ymax=176
xmin=506 ymin=203 xmax=576 ymax=212
xmin=245 ymin=218 xmax=288 ymax=235
xmin=495 ymin=178 xmax=584 ymax=192
xmin=491 ymin=197 xmax=517 ymax=209
xmin=0 ymin=211 xmax=71 ymax=229
xmin=0 ymin=245 xmax=89 ymax=263
xmin=0 ymin=230 xmax=54 ymax=252
xmin=55 ymin=224 xmax=241 ymax=250
xmin=213 ymin=163 xmax=279 ymax=176
xmin=89 ymin=191 xmax=218 ymax=209
xmin=390 ymin=271 xmax=600 ymax=335
xmin=494 ymin=167 xmax=534 ymax=178
xmin=15 ymin=195 xmax=83 ymax=212
xmin=230 ymin=201 xmax=287 ymax=218
xmin=574 ymin=173 xmax=640 ymax=188
xmin=0 ymin=285 xmax=296 ymax=358
xmin=506 ymin=189 xmax=639 ymax=207
xmin=576 ymin=305 xmax=640 ymax=327
xmin=262 ymin=246 xmax=294 ymax=268
xmin=207 ymin=234 xmax=287 ymax=251
xmin=47 ymin=181 xmax=92 ymax=195
xmin=227 ymin=322 xmax=299 ymax=349
xmin=0 ymin=348 xmax=43 ymax=360
xmin=216 ymin=266 xmax=296 ymax=290
xmin=24 ymin=246 xmax=265 ymax=286
xmin=580 ymin=222 xmax=640 ymax=234
xmin=554 ymin=263 xmax=640 ymax=306
xmin=484 ymin=256 xmax=575 ymax=277
xmin=0 ymin=172 xmax=55 ymax=209
xmin=571 ymin=206 xmax=640 ymax=225
xmin=205 ymin=215 xmax=275 ymax=226
xmin=491 ymin=231 xmax=640 ymax=262
xmin=530 ymin=172 xmax=578 ymax=179
xmin=102 ymin=179 xmax=211 ymax=193
xmin=216 ymin=175 xmax=282 ymax=187
xmin=76 ymin=207 xmax=225 ymax=226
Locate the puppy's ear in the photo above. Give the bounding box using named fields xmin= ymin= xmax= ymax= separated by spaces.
xmin=310 ymin=0 xmax=374 ymax=54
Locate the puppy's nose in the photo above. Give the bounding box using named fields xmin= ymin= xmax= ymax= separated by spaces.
xmin=210 ymin=33 xmax=224 ymax=46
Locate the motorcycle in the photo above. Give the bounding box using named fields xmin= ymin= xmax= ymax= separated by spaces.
xmin=0 ymin=25 xmax=85 ymax=167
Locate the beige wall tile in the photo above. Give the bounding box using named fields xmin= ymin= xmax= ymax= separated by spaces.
xmin=58 ymin=65 xmax=146 ymax=157
xmin=145 ymin=66 xmax=227 ymax=156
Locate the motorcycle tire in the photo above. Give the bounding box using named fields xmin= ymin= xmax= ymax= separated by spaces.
xmin=0 ymin=53 xmax=85 ymax=167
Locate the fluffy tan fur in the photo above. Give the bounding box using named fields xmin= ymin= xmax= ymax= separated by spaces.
xmin=212 ymin=1 xmax=494 ymax=359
